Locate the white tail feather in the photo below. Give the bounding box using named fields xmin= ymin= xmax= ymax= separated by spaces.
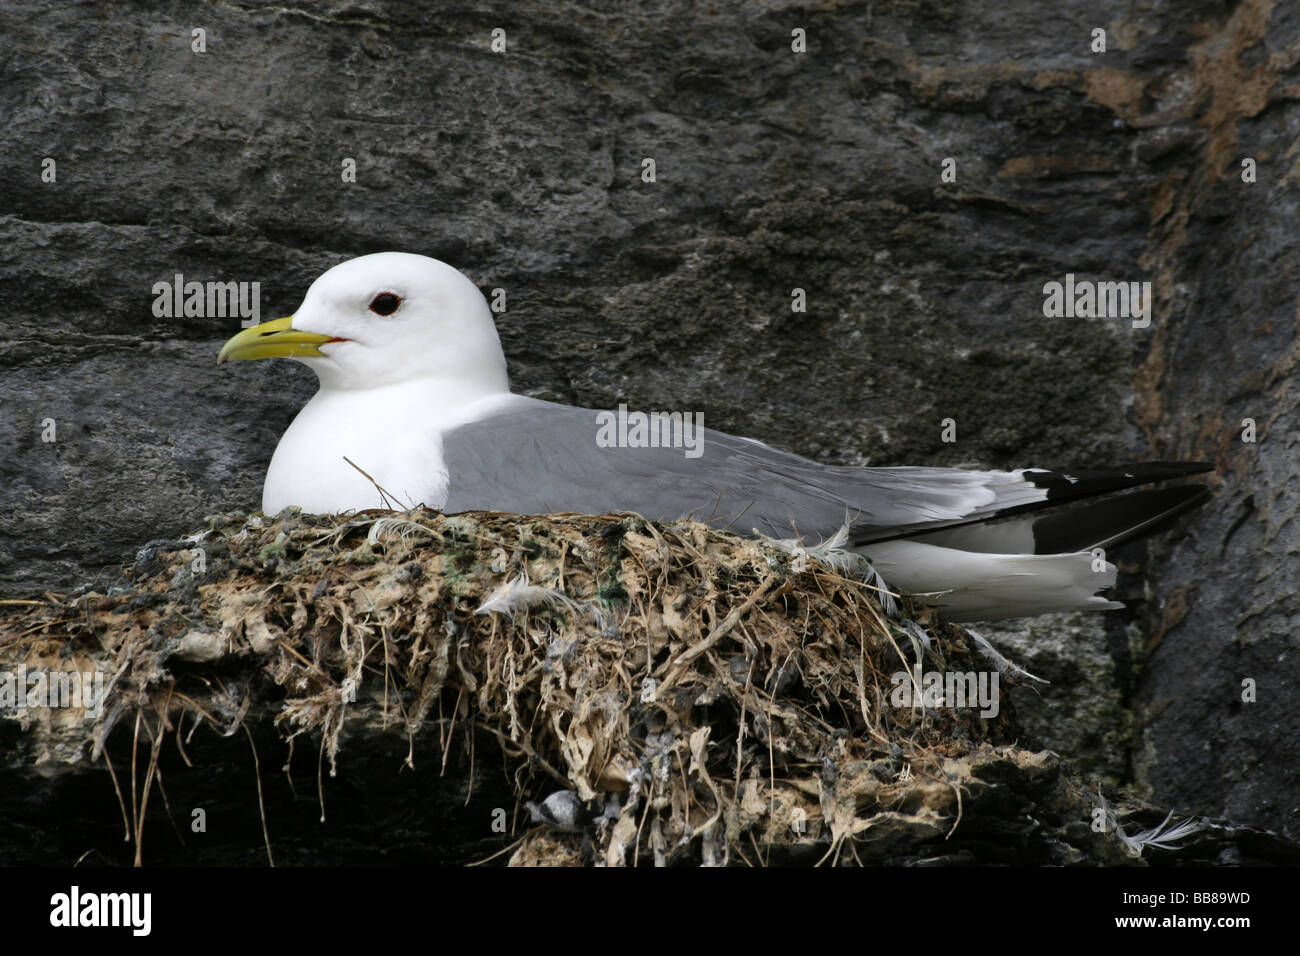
xmin=858 ymin=540 xmax=1120 ymax=622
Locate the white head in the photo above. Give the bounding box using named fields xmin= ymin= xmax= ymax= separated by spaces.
xmin=219 ymin=252 xmax=511 ymax=396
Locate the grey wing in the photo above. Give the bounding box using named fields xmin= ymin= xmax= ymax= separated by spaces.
xmin=439 ymin=396 xmax=1048 ymax=543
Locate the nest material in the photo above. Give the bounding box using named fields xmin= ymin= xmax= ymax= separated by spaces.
xmin=0 ymin=508 xmax=1183 ymax=866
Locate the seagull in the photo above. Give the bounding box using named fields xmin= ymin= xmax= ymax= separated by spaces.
xmin=217 ymin=252 xmax=1212 ymax=622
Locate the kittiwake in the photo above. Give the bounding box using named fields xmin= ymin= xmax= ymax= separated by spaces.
xmin=217 ymin=252 xmax=1212 ymax=622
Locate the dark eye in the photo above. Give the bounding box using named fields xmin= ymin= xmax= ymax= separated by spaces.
xmin=369 ymin=293 xmax=401 ymax=316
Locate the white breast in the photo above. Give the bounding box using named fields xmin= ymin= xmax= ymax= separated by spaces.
xmin=261 ymin=384 xmax=447 ymax=514
xmin=261 ymin=369 xmax=521 ymax=516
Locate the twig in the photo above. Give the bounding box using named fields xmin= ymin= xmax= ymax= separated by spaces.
xmin=243 ymin=725 xmax=276 ymax=866
xmin=660 ymin=572 xmax=779 ymax=691
xmin=342 ymin=456 xmax=405 ymax=511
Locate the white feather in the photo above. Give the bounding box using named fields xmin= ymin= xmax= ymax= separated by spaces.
xmin=856 ymin=539 xmax=1121 ymax=622
xmin=474 ymin=569 xmax=604 ymax=627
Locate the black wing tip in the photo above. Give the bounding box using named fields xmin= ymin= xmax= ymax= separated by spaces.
xmin=1130 ymin=460 xmax=1216 ymax=477
xmin=852 ymin=461 xmax=1215 ymax=547
xmin=1027 ymin=460 xmax=1216 ymax=496
xmin=1030 ymin=483 xmax=1213 ymax=554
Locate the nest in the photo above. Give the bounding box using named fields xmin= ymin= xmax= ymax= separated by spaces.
xmin=0 ymin=508 xmax=1203 ymax=866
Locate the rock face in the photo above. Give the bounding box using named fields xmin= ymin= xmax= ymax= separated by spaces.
xmin=0 ymin=1 xmax=1295 ymax=841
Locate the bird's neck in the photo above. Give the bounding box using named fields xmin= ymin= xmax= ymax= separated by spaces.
xmin=310 ymin=375 xmax=512 ymax=427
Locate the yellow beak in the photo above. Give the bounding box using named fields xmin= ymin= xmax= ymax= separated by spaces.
xmin=216 ymin=316 xmax=339 ymax=365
